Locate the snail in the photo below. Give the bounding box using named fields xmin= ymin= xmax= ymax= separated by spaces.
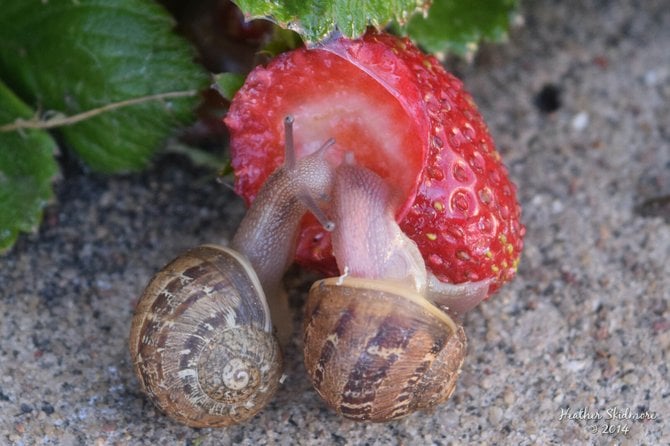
xmin=130 ymin=113 xmax=491 ymax=426
xmin=129 ymin=116 xmax=337 ymax=427
xmin=303 ymin=156 xmax=491 ymax=422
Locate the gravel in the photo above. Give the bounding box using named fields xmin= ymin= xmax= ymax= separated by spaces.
xmin=1 ymin=0 xmax=668 ymax=444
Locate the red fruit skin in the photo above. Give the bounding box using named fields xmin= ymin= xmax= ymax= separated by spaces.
xmin=370 ymin=33 xmax=525 ymax=293
xmin=225 ymin=31 xmax=524 ymax=296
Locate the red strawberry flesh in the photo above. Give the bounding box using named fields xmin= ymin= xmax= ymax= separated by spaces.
xmin=225 ymin=41 xmax=428 ymax=214
xmin=225 ymin=31 xmax=524 ymax=295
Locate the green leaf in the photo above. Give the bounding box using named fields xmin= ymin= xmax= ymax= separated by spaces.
xmin=0 ymin=79 xmax=59 ymax=253
xmin=0 ymin=0 xmax=209 ymax=173
xmin=213 ymin=73 xmax=246 ymax=102
xmin=232 ymin=0 xmax=428 ymax=42
xmin=164 ymin=141 xmax=229 ymax=172
xmin=405 ymin=0 xmax=518 ymax=56
xmin=259 ymin=26 xmax=304 ymax=58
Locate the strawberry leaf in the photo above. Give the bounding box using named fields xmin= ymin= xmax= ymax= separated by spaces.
xmin=0 ymin=0 xmax=209 ymax=173
xmin=0 ymin=79 xmax=59 ymax=253
xmin=260 ymin=27 xmax=304 ymax=58
xmin=213 ymin=73 xmax=246 ymax=102
xmin=405 ymin=0 xmax=518 ymax=56
xmin=231 ymin=0 xmax=428 ymax=42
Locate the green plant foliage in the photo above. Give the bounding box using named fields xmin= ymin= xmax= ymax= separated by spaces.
xmin=0 ymin=80 xmax=58 ymax=253
xmin=260 ymin=27 xmax=304 ymax=59
xmin=0 ymin=0 xmax=209 ymax=173
xmin=232 ymin=0 xmax=429 ymax=42
xmin=213 ymin=73 xmax=246 ymax=102
xmin=232 ymin=0 xmax=517 ymax=55
xmin=0 ymin=0 xmax=210 ymax=252
xmin=405 ymin=0 xmax=518 ymax=56
xmin=0 ymin=0 xmax=519 ymax=254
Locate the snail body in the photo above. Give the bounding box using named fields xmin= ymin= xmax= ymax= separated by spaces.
xmin=131 ymin=115 xmax=490 ymax=426
xmin=303 ymin=159 xmax=483 ymax=422
xmin=130 ymin=117 xmax=336 ymax=427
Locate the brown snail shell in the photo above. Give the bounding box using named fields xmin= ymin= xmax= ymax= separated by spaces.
xmin=303 ymin=276 xmax=467 ymax=422
xmin=129 ymin=245 xmax=283 ymax=427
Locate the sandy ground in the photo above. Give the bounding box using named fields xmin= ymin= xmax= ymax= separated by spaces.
xmin=1 ymin=0 xmax=669 ymax=445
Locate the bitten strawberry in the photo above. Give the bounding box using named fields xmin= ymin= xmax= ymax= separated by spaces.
xmin=225 ymin=30 xmax=524 ymax=296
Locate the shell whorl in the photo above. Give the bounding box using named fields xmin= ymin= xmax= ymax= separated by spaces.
xmin=129 ymin=245 xmax=283 ymax=427
xmin=303 ymin=277 xmax=466 ymax=422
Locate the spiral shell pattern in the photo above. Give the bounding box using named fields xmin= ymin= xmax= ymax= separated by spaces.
xmin=129 ymin=245 xmax=282 ymax=427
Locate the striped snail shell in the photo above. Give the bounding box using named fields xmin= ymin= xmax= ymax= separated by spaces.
xmin=129 ymin=245 xmax=283 ymax=427
xmin=129 ymin=116 xmax=337 ymax=427
xmin=301 ymin=158 xmax=476 ymax=422
xmin=304 ymin=277 xmax=466 ymax=422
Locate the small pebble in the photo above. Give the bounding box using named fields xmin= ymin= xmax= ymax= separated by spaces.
xmin=571 ymin=111 xmax=589 ymax=131
xmin=622 ymin=372 xmax=639 ymax=385
xmin=488 ymin=406 xmax=504 ymax=424
xmin=503 ymin=389 xmax=516 ymax=406
xmin=41 ymin=401 xmax=55 ymax=415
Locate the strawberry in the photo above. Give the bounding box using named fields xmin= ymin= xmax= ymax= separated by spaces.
xmin=224 ymin=30 xmax=524 ymax=295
